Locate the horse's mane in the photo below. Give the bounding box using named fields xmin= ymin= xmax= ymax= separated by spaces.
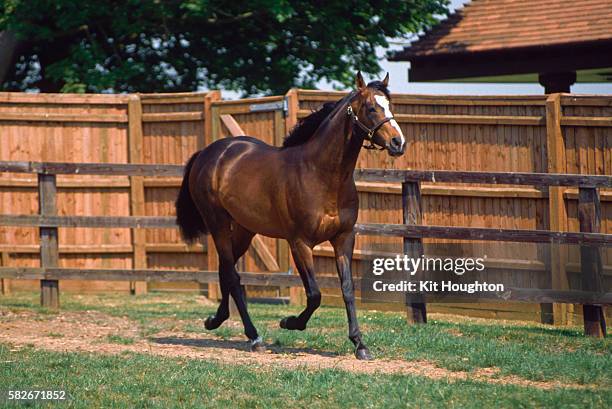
xmin=282 ymin=101 xmax=339 ymax=148
xmin=281 ymin=81 xmax=389 ymax=149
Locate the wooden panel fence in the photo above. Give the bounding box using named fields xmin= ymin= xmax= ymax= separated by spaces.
xmin=0 ymin=91 xmax=218 ymax=295
xmin=297 ymin=90 xmax=611 ymax=325
xmin=0 ymin=90 xmax=610 ymax=327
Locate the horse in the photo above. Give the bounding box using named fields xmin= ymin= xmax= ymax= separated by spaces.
xmin=175 ymin=72 xmax=406 ymax=360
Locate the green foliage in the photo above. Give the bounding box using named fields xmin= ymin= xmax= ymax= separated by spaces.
xmin=0 ymin=0 xmax=449 ymax=94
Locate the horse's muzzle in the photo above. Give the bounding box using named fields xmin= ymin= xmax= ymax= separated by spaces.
xmin=388 ymin=146 xmax=404 ymax=157
xmin=388 ymin=137 xmax=405 ymax=157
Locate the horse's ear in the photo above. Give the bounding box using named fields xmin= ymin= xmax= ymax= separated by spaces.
xmin=356 ymin=71 xmax=366 ymax=90
xmin=382 ymin=72 xmax=389 ymax=87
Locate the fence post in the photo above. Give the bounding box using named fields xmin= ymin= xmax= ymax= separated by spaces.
xmin=578 ymin=187 xmax=606 ymax=337
xmin=39 ymin=173 xmax=59 ymax=309
xmin=402 ymin=181 xmax=427 ymax=324
xmin=274 ymin=111 xmax=291 ymax=298
xmin=1 ymin=252 xmax=10 ymax=295
xmin=284 ymin=88 xmax=299 ymax=132
xmin=275 ymin=91 xmax=292 ymax=301
xmin=203 ymin=91 xmax=221 ymax=148
xmin=199 ymin=91 xmax=222 ymax=296
xmin=545 ymin=93 xmax=569 ymax=325
xmin=285 ymin=89 xmax=305 ymax=306
xmin=206 ymin=103 xmax=222 ymax=301
xmin=128 ymin=95 xmax=147 ymax=295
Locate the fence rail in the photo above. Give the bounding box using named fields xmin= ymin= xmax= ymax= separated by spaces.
xmin=3 ymin=161 xmax=611 ymax=187
xmin=355 ymin=169 xmax=612 ymax=188
xmin=0 ymin=161 xmax=184 ymax=177
xmin=1 ymin=266 xmax=610 ymax=305
xmin=0 ymin=215 xmax=609 ymax=246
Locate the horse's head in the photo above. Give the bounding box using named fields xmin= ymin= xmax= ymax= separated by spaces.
xmin=349 ymin=72 xmax=405 ymax=157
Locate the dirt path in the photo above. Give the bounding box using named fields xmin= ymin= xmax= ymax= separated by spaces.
xmin=0 ymin=310 xmax=593 ymax=391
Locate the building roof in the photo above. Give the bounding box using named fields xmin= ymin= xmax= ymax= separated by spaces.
xmin=396 ymin=0 xmax=612 ymax=58
xmin=391 ymin=0 xmax=612 ymax=82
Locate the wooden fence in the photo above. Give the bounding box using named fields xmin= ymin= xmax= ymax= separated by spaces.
xmin=296 ymin=91 xmax=611 ymax=325
xmin=0 ymin=91 xmax=219 ymax=294
xmin=0 ymin=160 xmax=610 ymax=336
xmin=0 ymin=90 xmax=610 ymax=326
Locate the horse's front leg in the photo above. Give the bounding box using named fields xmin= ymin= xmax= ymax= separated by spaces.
xmin=280 ymin=240 xmax=321 ymax=331
xmin=331 ymin=231 xmax=372 ymax=360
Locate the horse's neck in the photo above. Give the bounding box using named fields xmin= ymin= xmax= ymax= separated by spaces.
xmin=302 ymin=106 xmax=362 ymax=183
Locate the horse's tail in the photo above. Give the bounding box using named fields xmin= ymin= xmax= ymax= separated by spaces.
xmin=175 ymin=151 xmax=208 ymax=243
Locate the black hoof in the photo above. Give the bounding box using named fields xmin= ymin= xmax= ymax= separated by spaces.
xmin=279 ymin=316 xmax=306 ymax=331
xmin=249 ymin=337 xmax=266 ymax=353
xmin=204 ymin=315 xmax=222 ymax=330
xmin=355 ymin=347 xmax=373 ymax=361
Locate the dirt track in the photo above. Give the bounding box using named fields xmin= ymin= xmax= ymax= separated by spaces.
xmin=0 ymin=309 xmax=594 ymax=391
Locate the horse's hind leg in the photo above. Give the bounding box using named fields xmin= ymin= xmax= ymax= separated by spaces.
xmin=203 ymin=273 xmax=230 ymax=330
xmin=207 ymin=218 xmax=262 ymax=351
xmin=280 ymin=240 xmax=321 ymax=331
xmin=204 ymin=223 xmax=253 ymax=331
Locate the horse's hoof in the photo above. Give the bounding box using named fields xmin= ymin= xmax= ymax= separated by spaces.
xmin=204 ymin=315 xmax=219 ymax=330
xmin=249 ymin=337 xmax=266 ymax=353
xmin=279 ymin=316 xmax=305 ymax=331
xmin=355 ymin=347 xmax=373 ymax=361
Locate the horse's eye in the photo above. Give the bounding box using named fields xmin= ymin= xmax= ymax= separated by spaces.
xmin=369 ymin=107 xmax=376 ymax=113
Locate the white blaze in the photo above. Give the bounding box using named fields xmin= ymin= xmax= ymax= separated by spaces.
xmin=374 ymin=95 xmax=405 ymax=149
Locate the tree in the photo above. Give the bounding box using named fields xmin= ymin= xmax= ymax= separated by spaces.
xmin=0 ymin=0 xmax=449 ymax=95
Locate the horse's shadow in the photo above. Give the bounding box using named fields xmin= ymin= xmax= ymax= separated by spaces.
xmin=150 ymin=336 xmax=339 ymax=358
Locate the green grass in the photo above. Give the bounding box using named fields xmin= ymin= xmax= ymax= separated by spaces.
xmin=0 ymin=345 xmax=609 ymax=409
xmin=1 ymin=291 xmax=611 ymax=405
xmin=105 ymin=334 xmax=136 ymax=345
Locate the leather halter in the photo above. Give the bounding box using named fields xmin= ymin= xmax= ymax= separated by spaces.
xmin=347 ymin=105 xmax=392 ymax=150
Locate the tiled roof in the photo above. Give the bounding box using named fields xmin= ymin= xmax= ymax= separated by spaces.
xmin=394 ymin=0 xmax=612 ymax=59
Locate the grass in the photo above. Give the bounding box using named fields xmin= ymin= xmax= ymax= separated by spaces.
xmin=105 ymin=335 xmax=136 ymax=345
xmin=0 ymin=291 xmax=611 ymax=408
xmin=0 ymin=345 xmax=610 ymax=409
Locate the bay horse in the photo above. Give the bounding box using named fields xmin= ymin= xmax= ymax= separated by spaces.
xmin=175 ymin=72 xmax=405 ymax=360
